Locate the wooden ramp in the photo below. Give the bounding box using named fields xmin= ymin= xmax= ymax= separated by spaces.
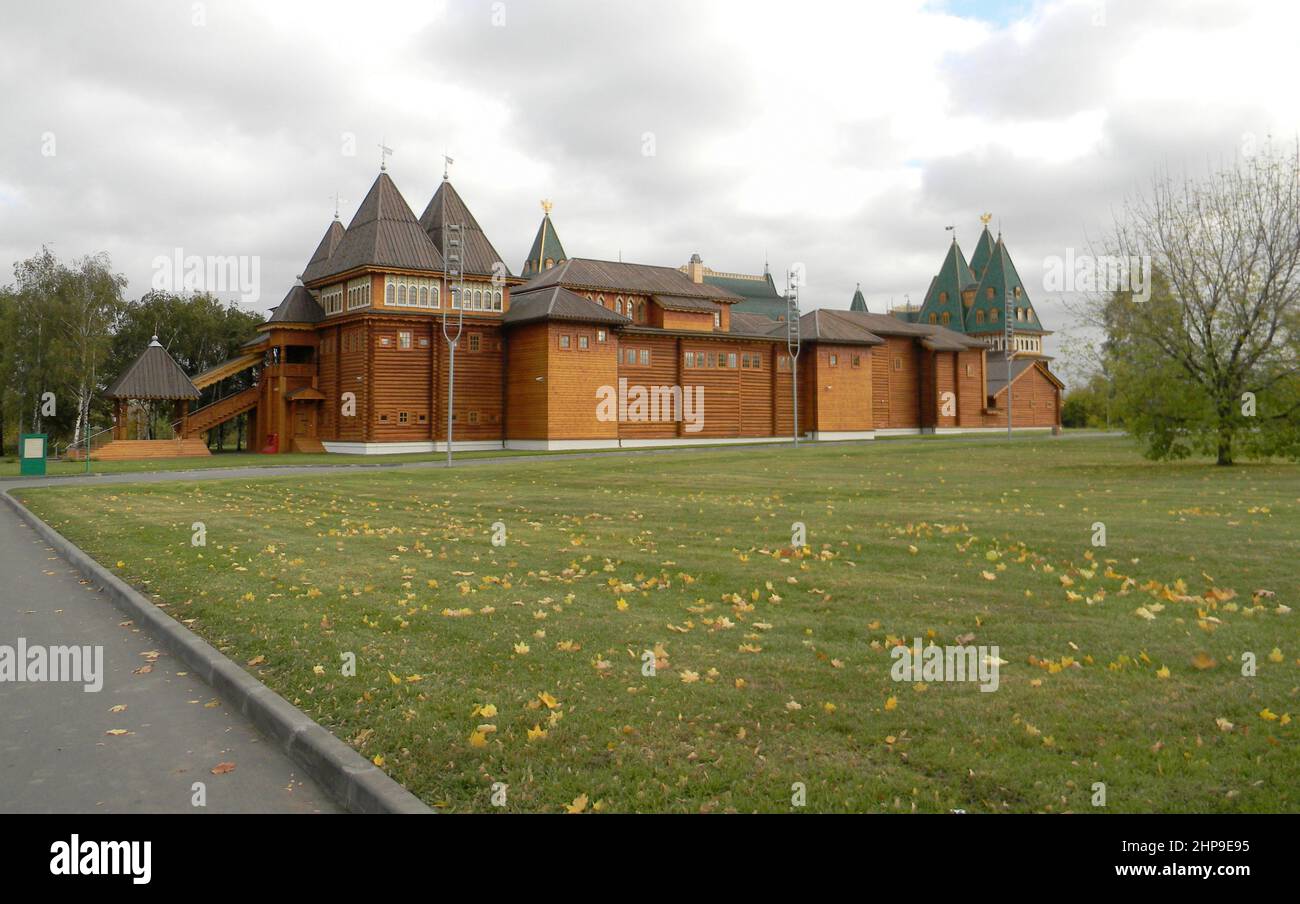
xmin=89 ymin=438 xmax=212 ymax=460
xmin=291 ymin=437 xmax=326 ymax=454
xmin=184 ymin=386 xmax=259 ymax=437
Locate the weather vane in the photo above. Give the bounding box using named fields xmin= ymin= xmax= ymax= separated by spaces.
xmin=980 ymin=212 xmax=993 ymax=225
xmin=378 ymin=140 xmax=394 ymax=172
xmin=329 ymin=192 xmax=346 ymax=220
xmin=443 ymin=151 xmax=454 ymax=180
xmin=541 ymin=199 xmax=553 ymax=215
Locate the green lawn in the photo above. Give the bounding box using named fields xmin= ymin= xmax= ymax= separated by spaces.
xmin=16 ymin=435 xmax=1298 ymax=813
xmin=0 ymin=447 xmax=547 ymax=478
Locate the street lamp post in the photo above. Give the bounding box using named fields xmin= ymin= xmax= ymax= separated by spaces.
xmin=442 ymin=223 xmax=465 ymax=467
xmin=1005 ymin=288 xmax=1015 ymax=441
xmin=786 ymin=270 xmax=801 ymax=447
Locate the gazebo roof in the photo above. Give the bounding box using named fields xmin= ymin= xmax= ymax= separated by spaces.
xmin=104 ymin=337 xmax=201 ymax=401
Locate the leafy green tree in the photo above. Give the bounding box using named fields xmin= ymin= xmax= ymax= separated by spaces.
xmin=1098 ymin=148 xmax=1300 ymax=464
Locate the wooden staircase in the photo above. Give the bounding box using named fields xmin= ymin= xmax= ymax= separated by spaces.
xmin=184 ymin=386 xmax=259 ymax=438
xmin=89 ymin=438 xmax=212 ymax=460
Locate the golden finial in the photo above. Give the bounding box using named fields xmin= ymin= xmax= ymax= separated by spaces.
xmin=541 ymin=199 xmax=553 ymax=215
xmin=980 ymin=212 xmax=993 ymax=225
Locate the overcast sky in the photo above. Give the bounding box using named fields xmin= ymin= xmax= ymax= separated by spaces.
xmin=3 ymin=0 xmax=1297 ymax=372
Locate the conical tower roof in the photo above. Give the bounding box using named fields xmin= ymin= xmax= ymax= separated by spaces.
xmin=300 ymin=219 xmax=345 ymax=283
xmin=522 ymin=204 xmax=567 ymax=277
xmin=849 ymin=283 xmax=867 ymax=311
xmin=307 ymin=172 xmax=443 ymax=283
xmin=419 ymin=179 xmax=510 ymax=278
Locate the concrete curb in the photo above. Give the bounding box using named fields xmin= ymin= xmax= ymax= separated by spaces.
xmin=1 ymin=490 xmax=432 ymax=815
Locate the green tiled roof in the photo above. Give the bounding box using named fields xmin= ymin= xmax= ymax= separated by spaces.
xmin=968 ymin=225 xmax=996 ymax=284
xmin=849 ymin=284 xmax=867 ymax=311
xmin=700 ymin=269 xmax=786 ymax=318
xmin=965 ymin=236 xmax=1044 ymax=334
xmin=916 ymin=240 xmax=974 ymax=329
xmin=522 ymin=213 xmax=567 ymax=277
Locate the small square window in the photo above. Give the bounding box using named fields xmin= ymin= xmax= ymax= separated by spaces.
xmin=625 ymin=348 xmax=636 ymax=365
xmin=640 ymin=349 xmax=650 ymax=365
xmin=597 ymin=330 xmax=607 ymax=343
xmin=829 ymin=354 xmax=838 ymax=367
xmin=469 ymin=333 xmax=481 ymax=352
xmin=684 ymin=351 xmax=693 ymax=368
xmin=398 ymin=411 xmax=409 ymax=424
xmin=852 ymin=354 xmax=861 ymax=367
xmin=727 ymin=352 xmax=736 ymax=368
xmin=378 ymin=335 xmax=392 ymax=347
xmin=578 ymin=335 xmax=589 ymax=350
xmin=468 ymin=411 xmax=480 ymax=425
xmin=695 ymin=352 xmax=705 ymax=367
xmin=893 ymin=357 xmax=902 ymax=371
xmin=417 ymin=413 xmax=428 ymax=424
xmin=707 ymin=353 xmax=716 ymax=368
xmin=398 ymin=331 xmax=412 ymax=350
xmin=559 ymin=335 xmax=571 ymax=349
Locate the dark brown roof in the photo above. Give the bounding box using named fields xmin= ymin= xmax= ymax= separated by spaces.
xmin=653 ymin=294 xmax=721 ymax=313
xmin=105 ymin=338 xmax=201 ymax=400
xmin=504 ymin=286 xmax=631 ymax=327
xmin=729 ymin=312 xmax=782 ymax=336
xmin=309 ymin=172 xmax=443 ymax=283
xmin=419 ymin=179 xmax=510 ymax=278
xmin=816 ymin=310 xmax=985 ymax=349
xmin=300 ymin=219 xmax=345 ymax=283
xmin=795 ymin=309 xmax=886 ymax=346
xmin=986 ymin=353 xmax=1063 ymax=396
xmin=267 ymin=284 xmax=325 ymax=324
xmin=516 ymin=258 xmax=743 ymax=301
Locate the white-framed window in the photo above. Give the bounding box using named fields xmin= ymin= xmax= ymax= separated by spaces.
xmin=384 ymin=275 xmax=436 ymax=309
xmin=321 ymin=285 xmax=344 ymax=315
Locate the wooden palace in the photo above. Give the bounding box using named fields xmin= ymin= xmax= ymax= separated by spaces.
xmin=103 ymin=167 xmax=1062 ymax=456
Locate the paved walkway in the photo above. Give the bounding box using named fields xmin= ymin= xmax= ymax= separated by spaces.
xmin=0 ymin=502 xmax=339 ymax=813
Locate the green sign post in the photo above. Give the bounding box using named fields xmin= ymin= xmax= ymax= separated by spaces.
xmin=19 ymin=433 xmax=47 ymax=476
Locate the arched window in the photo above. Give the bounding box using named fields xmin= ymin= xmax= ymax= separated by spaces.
xmin=928 ymin=313 xmax=937 ymax=324
xmin=494 ymin=291 xmax=502 ymax=311
xmin=617 ymin=300 xmax=624 ymax=316
xmin=976 ymin=309 xmax=985 ymax=324
xmin=419 ymin=286 xmax=428 ymax=306
xmin=939 ymin=291 xmax=948 ymax=303
xmin=986 ymin=287 xmax=995 ymax=299
xmin=386 ymin=284 xmax=395 ymax=305
xmin=637 ymin=300 xmax=645 ymax=321
xmin=941 ymin=312 xmax=950 ymax=325
xmin=474 ymin=290 xmax=483 ymax=310
xmin=431 ymin=285 xmax=440 ymax=308
xmin=397 ymin=285 xmax=407 ymax=305
xmin=990 ymin=307 xmax=999 ymax=321
xmin=1013 ymin=286 xmax=1022 ymax=298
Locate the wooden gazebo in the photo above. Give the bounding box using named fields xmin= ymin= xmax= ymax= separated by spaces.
xmin=99 ymin=336 xmax=209 ymax=459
